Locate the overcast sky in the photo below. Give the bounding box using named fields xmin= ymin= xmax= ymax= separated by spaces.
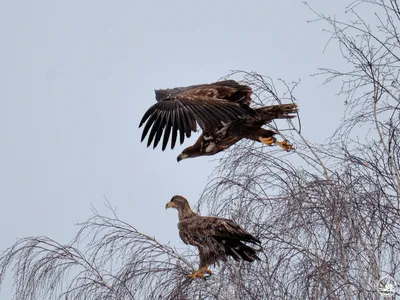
xmin=0 ymin=1 xmax=352 ymax=298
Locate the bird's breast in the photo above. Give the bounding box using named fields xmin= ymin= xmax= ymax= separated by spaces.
xmin=205 ymin=142 xmax=216 ymax=153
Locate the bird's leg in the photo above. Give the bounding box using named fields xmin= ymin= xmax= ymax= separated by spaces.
xmin=259 ymin=136 xmax=293 ymax=152
xmin=188 ymin=266 xmax=212 ymax=280
xmin=259 ymin=136 xmax=276 ymax=146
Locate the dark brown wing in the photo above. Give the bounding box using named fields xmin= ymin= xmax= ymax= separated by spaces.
xmin=139 ymin=95 xmax=254 ymax=151
xmin=179 ymin=215 xmax=261 ymax=265
xmin=178 ymin=216 xmax=261 ymax=246
xmin=177 ymin=80 xmax=252 ymax=106
xmin=154 ymin=80 xmax=252 ymax=105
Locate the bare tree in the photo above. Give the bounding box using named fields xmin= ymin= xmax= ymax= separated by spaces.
xmin=197 ymin=0 xmax=400 ymax=298
xmin=1 ymin=1 xmax=400 ymax=299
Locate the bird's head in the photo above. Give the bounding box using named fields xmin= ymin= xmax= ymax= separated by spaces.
xmin=165 ymin=195 xmax=189 ymax=210
xmin=177 ymin=147 xmax=200 ymax=162
xmin=176 ymin=150 xmax=189 ymax=162
xmin=165 ymin=195 xmax=197 ymax=220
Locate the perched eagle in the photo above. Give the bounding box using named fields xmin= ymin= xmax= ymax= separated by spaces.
xmin=166 ymin=195 xmax=261 ymax=279
xmin=139 ymin=80 xmax=298 ymax=162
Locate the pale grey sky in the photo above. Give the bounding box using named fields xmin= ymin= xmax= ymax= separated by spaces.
xmin=0 ymin=1 xmax=350 ymax=298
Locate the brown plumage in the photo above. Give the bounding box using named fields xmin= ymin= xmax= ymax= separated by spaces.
xmin=139 ymin=80 xmax=298 ymax=162
xmin=165 ymin=195 xmax=261 ymax=279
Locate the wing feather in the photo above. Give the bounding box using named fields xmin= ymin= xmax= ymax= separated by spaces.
xmin=146 ymin=112 xmax=163 ymax=147
xmin=153 ymin=111 xmax=167 ymax=149
xmin=185 ymin=102 xmax=215 ymax=129
xmin=140 ymin=109 xmax=158 ymax=143
xmin=176 ymin=108 xmax=186 ymax=145
xmin=178 ymin=106 xmax=194 ymax=140
xmin=162 ymin=112 xmax=172 ymax=151
xmin=170 ymin=110 xmax=178 ymax=149
xmin=139 ymin=103 xmax=157 ymax=128
xmin=196 ymin=101 xmax=227 ymax=127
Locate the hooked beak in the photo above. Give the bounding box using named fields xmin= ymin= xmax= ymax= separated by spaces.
xmin=165 ymin=201 xmax=177 ymax=209
xmin=177 ymin=153 xmax=188 ymax=162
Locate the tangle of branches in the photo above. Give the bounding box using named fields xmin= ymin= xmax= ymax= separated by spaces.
xmin=1 ymin=1 xmax=400 ymax=299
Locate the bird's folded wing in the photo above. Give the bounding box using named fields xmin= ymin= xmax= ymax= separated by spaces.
xmin=179 ymin=216 xmax=261 ymax=245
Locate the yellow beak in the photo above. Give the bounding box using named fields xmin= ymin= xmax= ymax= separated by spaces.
xmin=165 ymin=201 xmax=177 ymax=209
xmin=177 ymin=153 xmax=188 ymax=162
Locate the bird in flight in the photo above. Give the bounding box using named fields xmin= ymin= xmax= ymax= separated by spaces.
xmin=139 ymin=80 xmax=298 ymax=162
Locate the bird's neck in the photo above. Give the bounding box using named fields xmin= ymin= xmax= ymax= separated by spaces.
xmin=183 ymin=145 xmax=200 ymax=156
xmin=178 ymin=205 xmax=197 ymax=221
xmin=183 ymin=135 xmax=204 ymax=155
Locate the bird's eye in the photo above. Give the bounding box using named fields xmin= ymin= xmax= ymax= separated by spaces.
xmin=171 ymin=198 xmax=174 ymax=202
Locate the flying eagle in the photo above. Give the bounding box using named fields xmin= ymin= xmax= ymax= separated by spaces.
xmin=139 ymin=80 xmax=298 ymax=162
xmin=166 ymin=195 xmax=261 ymax=279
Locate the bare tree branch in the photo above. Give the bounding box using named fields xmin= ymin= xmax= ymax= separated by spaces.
xmin=2 ymin=1 xmax=400 ymax=299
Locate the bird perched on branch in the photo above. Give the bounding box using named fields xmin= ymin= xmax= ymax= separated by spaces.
xmin=165 ymin=195 xmax=262 ymax=279
xmin=139 ymin=80 xmax=298 ymax=162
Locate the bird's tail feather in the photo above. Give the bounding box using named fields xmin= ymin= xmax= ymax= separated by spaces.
xmin=226 ymin=241 xmax=261 ymax=262
xmin=255 ymin=103 xmax=298 ymax=122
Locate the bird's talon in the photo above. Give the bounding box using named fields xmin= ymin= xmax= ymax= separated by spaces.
xmin=188 ymin=267 xmax=212 ymax=280
xmin=188 ymin=271 xmax=204 ymax=280
xmin=276 ymin=140 xmax=293 ymax=152
xmin=260 ymin=136 xmax=293 ymax=151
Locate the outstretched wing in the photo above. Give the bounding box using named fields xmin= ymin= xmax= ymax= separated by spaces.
xmin=139 ymin=81 xmax=254 ymax=151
